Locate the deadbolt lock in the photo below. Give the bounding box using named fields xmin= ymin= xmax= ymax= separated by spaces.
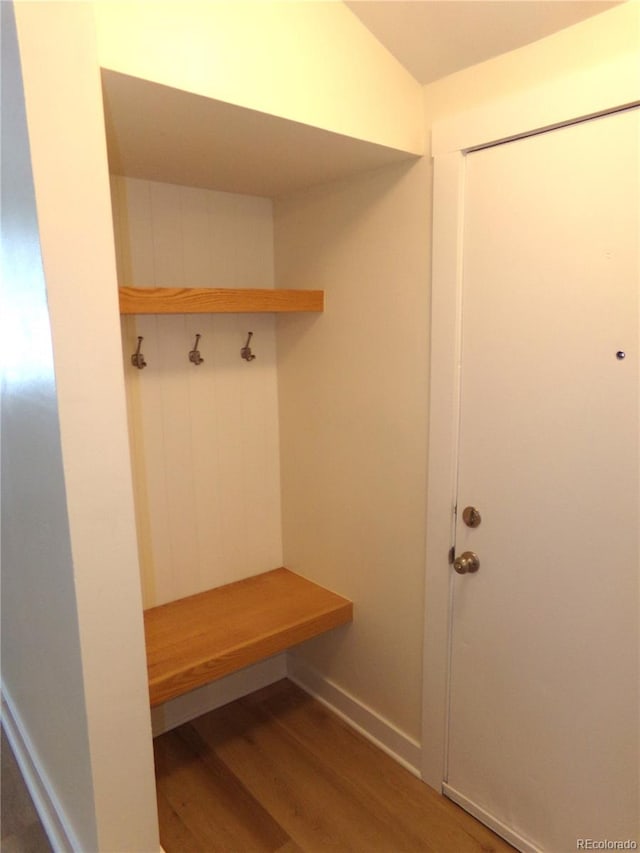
xmin=453 ymin=551 xmax=480 ymax=575
xmin=462 ymin=506 xmax=482 ymax=528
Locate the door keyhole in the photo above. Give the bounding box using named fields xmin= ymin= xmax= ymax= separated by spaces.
xmin=462 ymin=506 xmax=482 ymax=528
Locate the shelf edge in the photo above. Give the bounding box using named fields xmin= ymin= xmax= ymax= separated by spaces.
xmin=119 ymin=287 xmax=324 ymax=314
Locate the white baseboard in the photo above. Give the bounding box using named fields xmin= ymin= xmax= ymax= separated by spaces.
xmin=151 ymin=653 xmax=422 ymax=778
xmin=1 ymin=684 xmax=80 ymax=853
xmin=442 ymin=783 xmax=541 ymax=853
xmin=286 ymin=655 xmax=421 ymax=776
xmin=151 ymin=654 xmax=288 ymax=736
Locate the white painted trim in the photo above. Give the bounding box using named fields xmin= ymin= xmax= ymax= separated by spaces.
xmin=422 ymin=61 xmax=639 ymax=788
xmin=442 ymin=784 xmax=541 ymax=853
xmin=432 ymin=52 xmax=640 ymax=156
xmin=421 ymin=149 xmax=465 ymax=790
xmin=150 ymin=655 xmax=287 ymax=736
xmin=287 ymin=655 xmax=421 ymax=777
xmin=1 ymin=685 xmax=80 ymax=853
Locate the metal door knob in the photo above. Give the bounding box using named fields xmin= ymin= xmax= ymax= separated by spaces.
xmin=453 ymin=551 xmax=480 ymax=574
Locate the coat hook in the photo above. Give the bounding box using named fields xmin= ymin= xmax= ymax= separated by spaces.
xmin=241 ymin=331 xmax=256 ymax=362
xmin=131 ymin=336 xmax=147 ymax=370
xmin=189 ymin=333 xmax=204 ymax=366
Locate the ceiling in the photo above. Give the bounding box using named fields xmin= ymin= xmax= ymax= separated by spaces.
xmin=345 ymin=1 xmax=622 ymax=84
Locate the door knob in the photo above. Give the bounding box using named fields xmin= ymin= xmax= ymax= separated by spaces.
xmin=453 ymin=551 xmax=480 ymax=574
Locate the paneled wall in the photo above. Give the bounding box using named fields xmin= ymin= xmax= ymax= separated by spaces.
xmin=110 ymin=176 xmax=283 ymax=607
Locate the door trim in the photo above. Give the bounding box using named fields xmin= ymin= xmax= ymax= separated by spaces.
xmin=421 ymin=50 xmax=640 ymax=790
xmin=431 ymin=51 xmax=639 ymax=157
xmin=443 ymin=784 xmax=541 ymax=853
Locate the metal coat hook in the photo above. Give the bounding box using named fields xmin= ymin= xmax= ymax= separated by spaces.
xmin=189 ymin=333 xmax=204 ymax=366
xmin=241 ymin=331 xmax=256 ymax=362
xmin=131 ymin=336 xmax=147 ymax=370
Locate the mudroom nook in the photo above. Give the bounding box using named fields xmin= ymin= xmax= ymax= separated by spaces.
xmin=103 ymin=65 xmax=417 ymax=715
xmin=3 ymin=2 xmax=638 ymax=851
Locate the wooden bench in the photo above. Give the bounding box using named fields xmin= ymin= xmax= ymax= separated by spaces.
xmin=144 ymin=568 xmax=353 ymax=706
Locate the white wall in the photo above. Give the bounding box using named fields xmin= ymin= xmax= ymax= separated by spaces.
xmin=423 ymin=1 xmax=639 ymax=127
xmin=111 ymin=176 xmax=283 ymax=606
xmin=1 ymin=7 xmax=98 ymax=847
xmin=94 ymin=0 xmax=424 ymax=156
xmin=7 ymin=4 xmax=159 ymax=850
xmin=275 ymin=157 xmax=431 ymax=745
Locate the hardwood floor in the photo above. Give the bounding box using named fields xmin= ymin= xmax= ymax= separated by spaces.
xmin=155 ymin=679 xmax=515 ymax=853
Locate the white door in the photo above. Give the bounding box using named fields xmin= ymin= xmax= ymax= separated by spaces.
xmin=446 ymin=108 xmax=639 ymax=852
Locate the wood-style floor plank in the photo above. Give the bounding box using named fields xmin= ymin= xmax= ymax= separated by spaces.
xmin=156 ymin=790 xmax=204 ymax=853
xmin=155 ymin=680 xmax=515 ymax=853
xmin=238 ymin=682 xmax=508 ymax=852
xmin=193 ymin=702 xmax=420 ymax=852
xmin=155 ymin=725 xmax=291 ymax=852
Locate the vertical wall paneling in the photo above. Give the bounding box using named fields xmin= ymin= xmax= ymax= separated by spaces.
xmin=111 ymin=176 xmax=283 ymax=607
xmin=158 ymin=312 xmax=200 ymax=600
xmin=233 ymin=313 xmax=283 ymax=576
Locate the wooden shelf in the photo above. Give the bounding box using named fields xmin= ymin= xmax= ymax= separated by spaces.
xmin=119 ymin=287 xmax=324 ymax=315
xmin=144 ymin=568 xmax=353 ymax=706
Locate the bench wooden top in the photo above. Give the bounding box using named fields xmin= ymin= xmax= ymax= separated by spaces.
xmin=144 ymin=568 xmax=353 ymax=706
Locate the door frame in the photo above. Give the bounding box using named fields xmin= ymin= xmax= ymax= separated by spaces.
xmin=421 ymin=51 xmax=640 ymax=792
